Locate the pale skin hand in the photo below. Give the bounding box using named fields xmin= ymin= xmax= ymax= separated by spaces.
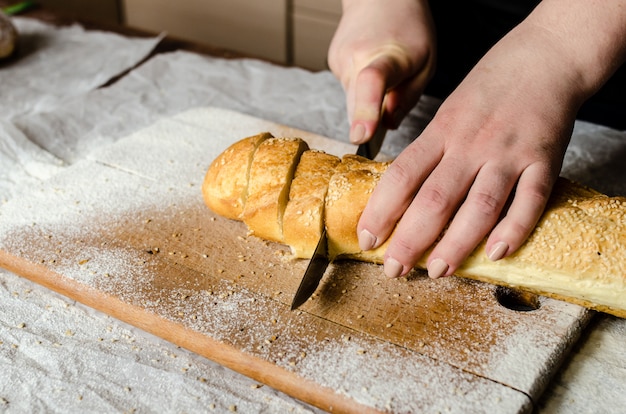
xmin=328 ymin=0 xmax=436 ymax=144
xmin=332 ymin=0 xmax=626 ymax=278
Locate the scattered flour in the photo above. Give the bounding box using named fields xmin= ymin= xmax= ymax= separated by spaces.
xmin=0 ymin=108 xmax=594 ymax=413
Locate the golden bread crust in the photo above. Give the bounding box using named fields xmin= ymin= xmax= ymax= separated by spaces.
xmin=242 ymin=137 xmax=309 ymax=243
xmin=456 ymin=178 xmax=626 ymax=317
xmin=202 ymin=132 xmax=272 ymax=220
xmin=283 ymin=150 xmax=340 ymax=258
xmin=325 ymin=155 xmax=390 ymax=261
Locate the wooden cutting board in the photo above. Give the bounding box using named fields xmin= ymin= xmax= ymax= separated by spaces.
xmin=0 ymin=107 xmax=591 ymax=413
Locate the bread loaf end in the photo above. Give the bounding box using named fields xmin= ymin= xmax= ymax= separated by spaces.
xmin=202 ymin=132 xmax=272 ymax=220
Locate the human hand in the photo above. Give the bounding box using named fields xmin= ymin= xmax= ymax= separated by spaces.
xmin=357 ymin=0 xmax=626 ymax=279
xmin=328 ymin=0 xmax=436 ymax=144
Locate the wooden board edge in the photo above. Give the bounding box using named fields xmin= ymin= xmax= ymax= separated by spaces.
xmin=0 ymin=249 xmax=382 ymax=414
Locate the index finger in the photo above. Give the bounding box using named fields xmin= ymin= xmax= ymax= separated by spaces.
xmin=356 ymin=136 xmax=444 ymax=252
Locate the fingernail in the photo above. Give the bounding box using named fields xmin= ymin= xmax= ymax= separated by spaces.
xmin=350 ymin=123 xmax=366 ymax=144
xmin=428 ymin=258 xmax=449 ymax=279
xmin=488 ymin=241 xmax=509 ymax=261
xmin=358 ymin=229 xmax=377 ymax=251
xmin=384 ymin=257 xmax=404 ymax=278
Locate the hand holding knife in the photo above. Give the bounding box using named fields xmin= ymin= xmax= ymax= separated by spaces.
xmin=290 ymin=126 xmax=387 ymax=310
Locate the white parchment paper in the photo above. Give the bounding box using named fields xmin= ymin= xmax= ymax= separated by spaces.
xmin=0 ymin=16 xmax=163 ymax=202
xmin=1 ymin=17 xmax=164 ymax=120
xmin=0 ymin=16 xmax=624 ymax=414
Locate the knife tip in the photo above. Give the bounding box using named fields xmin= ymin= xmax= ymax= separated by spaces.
xmin=290 ymin=298 xmax=305 ymax=311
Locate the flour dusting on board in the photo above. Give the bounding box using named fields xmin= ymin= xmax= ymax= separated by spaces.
xmin=0 ymin=107 xmax=590 ymax=413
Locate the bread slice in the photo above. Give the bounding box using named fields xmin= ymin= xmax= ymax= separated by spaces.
xmin=242 ymin=137 xmax=309 ymax=243
xmin=325 ymin=154 xmax=391 ymax=261
xmin=202 ymin=132 xmax=272 ymax=220
xmin=283 ymin=150 xmax=341 ymax=258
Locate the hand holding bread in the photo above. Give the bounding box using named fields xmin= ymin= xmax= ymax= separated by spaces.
xmin=203 ymin=133 xmax=626 ymax=318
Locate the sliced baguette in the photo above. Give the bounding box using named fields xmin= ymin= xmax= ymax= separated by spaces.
xmin=283 ymin=150 xmax=340 ymax=258
xmin=202 ymin=132 xmax=272 ymax=220
xmin=242 ymin=137 xmax=309 ymax=243
xmin=325 ymin=154 xmax=391 ymax=262
xmin=203 ymin=135 xmax=626 ymax=318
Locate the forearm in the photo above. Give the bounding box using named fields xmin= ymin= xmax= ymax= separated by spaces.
xmin=521 ymin=0 xmax=626 ymax=100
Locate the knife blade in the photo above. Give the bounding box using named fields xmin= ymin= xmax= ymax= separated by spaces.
xmin=290 ymin=126 xmax=388 ymax=310
xmin=290 ymin=228 xmax=329 ymax=310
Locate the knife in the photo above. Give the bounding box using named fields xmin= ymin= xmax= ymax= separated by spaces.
xmin=290 ymin=125 xmax=387 ymax=310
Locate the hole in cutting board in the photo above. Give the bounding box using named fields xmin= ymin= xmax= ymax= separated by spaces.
xmin=494 ymin=286 xmax=541 ymax=312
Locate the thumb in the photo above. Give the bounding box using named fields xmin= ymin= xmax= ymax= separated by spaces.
xmin=348 ymin=48 xmax=430 ymax=143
